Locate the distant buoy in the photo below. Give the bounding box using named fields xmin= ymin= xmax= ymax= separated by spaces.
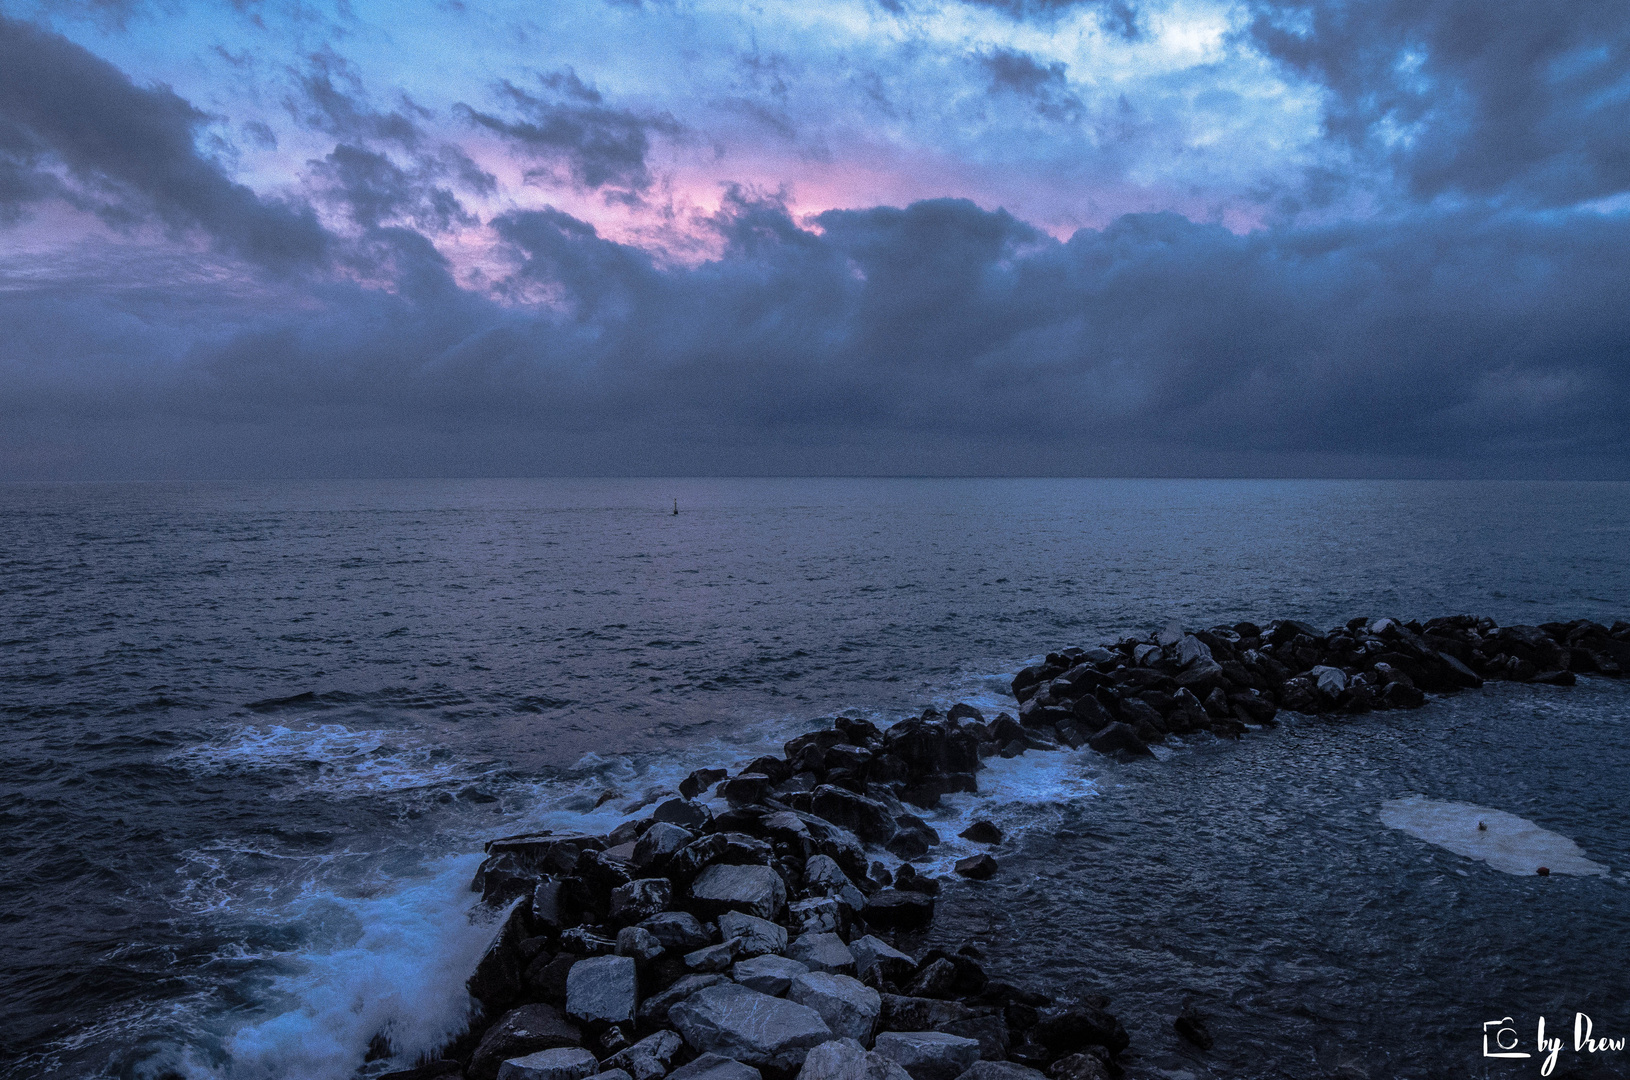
xmin=1478 ymin=821 xmax=1487 ymax=831
xmin=1537 ymin=866 xmax=1550 ymax=876
xmin=673 ymin=498 xmax=679 ymax=516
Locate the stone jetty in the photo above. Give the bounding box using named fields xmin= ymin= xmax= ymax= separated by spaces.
xmin=381 ymin=614 xmax=1626 ymax=1080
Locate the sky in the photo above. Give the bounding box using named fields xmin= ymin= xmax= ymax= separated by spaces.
xmin=0 ymin=0 xmax=1627 ymax=479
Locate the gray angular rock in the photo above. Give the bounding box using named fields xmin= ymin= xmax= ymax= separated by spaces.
xmin=799 ymin=1039 xmax=915 ymax=1080
xmin=732 ymin=954 xmax=810 ymax=996
xmin=633 ymin=822 xmax=694 ymax=870
xmin=940 ymin=1015 xmax=1008 ymax=1061
xmin=610 ymin=878 xmax=673 ymax=923
xmin=872 ymin=1033 xmax=981 ymax=1080
xmin=1084 ymin=723 xmax=1150 ymax=758
xmin=616 ymin=926 xmax=664 ymax=963
xmin=686 ymin=941 xmax=741 ymax=973
xmin=788 ymin=933 xmax=856 ymax=975
xmin=637 ymin=974 xmax=729 ymax=1026
xmin=497 ymin=1047 xmax=600 ymax=1080
xmin=667 ymin=1054 xmax=761 ymax=1080
xmin=811 ymin=786 xmax=898 ymax=845
xmin=788 ymin=972 xmax=882 ymax=1045
xmin=849 ymin=937 xmax=915 ymax=985
xmin=639 ymin=911 xmax=713 ymax=952
xmin=654 ymin=798 xmax=712 ymax=830
xmin=1310 ymin=664 xmax=1348 ymax=697
xmin=470 ymin=1004 xmax=583 ymax=1080
xmin=604 ymin=1030 xmax=684 ymax=1080
xmin=597 ymin=1071 xmax=634 ymax=1080
xmin=690 ymin=864 xmax=787 ymax=921
xmin=720 ymin=911 xmax=788 ymax=958
xmin=566 ymin=955 xmax=638 ymax=1026
xmin=668 ymin=983 xmax=834 ymax=1072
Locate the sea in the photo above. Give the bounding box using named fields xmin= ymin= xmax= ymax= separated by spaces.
xmin=1 ymin=478 xmax=1627 ymax=1080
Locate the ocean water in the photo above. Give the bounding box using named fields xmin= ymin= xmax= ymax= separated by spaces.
xmin=1 ymin=478 xmax=1627 ymax=1079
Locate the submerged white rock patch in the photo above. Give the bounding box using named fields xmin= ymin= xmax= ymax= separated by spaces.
xmin=1380 ymin=796 xmax=1609 ymax=877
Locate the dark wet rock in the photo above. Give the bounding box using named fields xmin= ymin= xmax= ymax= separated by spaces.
xmin=906 ymin=959 xmax=959 ymax=1000
xmin=794 ymin=815 xmax=871 ymax=882
xmin=873 ymin=1032 xmax=982 ymax=1080
xmin=911 ymin=951 xmax=986 ymax=998
xmin=940 ymin=1014 xmax=1009 ymax=1061
xmin=654 ymin=798 xmax=713 ymax=830
xmin=469 ymin=902 xmax=532 ymax=1015
xmin=637 ymin=973 xmax=730 ymax=1026
xmin=690 ymin=864 xmax=787 ymax=921
xmin=469 ymin=1004 xmax=582 ymax=1080
xmin=668 ymin=1054 xmax=763 ymax=1080
xmin=668 ymin=983 xmax=835 ymax=1072
xmin=1032 ymin=1007 xmax=1129 ymax=1057
xmin=1043 ymin=1053 xmax=1110 ymax=1080
xmin=789 ymin=972 xmax=883 ymax=1044
xmin=615 ymin=926 xmax=664 ymax=963
xmin=721 ymin=911 xmax=788 ymax=958
xmin=565 ymin=955 xmax=638 ymax=1027
xmin=639 ymin=911 xmax=713 ymax=953
xmin=789 ymin=932 xmax=857 ymax=975
xmin=525 ymin=952 xmax=577 ymax=1004
xmin=733 ymin=954 xmax=811 ymax=996
xmin=1084 ymin=723 xmax=1150 ymax=758
xmin=1005 ymin=1042 xmax=1051 ymax=1069
xmin=610 ymin=878 xmax=673 ymax=924
xmin=682 ymin=768 xmax=729 ymax=800
xmin=475 ymin=851 xmax=545 ymax=906
xmin=863 ymin=889 xmax=935 ymax=930
xmin=953 ymin=855 xmax=997 ymax=881
xmin=891 ymin=865 xmax=938 ymax=896
xmin=958 ymin=821 xmax=1002 ymax=845
xmin=720 ymin=774 xmax=774 ymax=807
xmin=670 ymin=833 xmax=774 ymax=882
xmin=887 ymin=815 xmax=941 ymax=859
xmin=851 ymin=937 xmax=916 ymax=985
xmin=496 ymin=1047 xmax=600 ymax=1080
xmin=633 ymin=822 xmax=694 ymax=871
xmin=811 ymin=786 xmax=898 ymax=846
xmin=532 ymin=879 xmax=568 ymax=934
xmin=686 ymin=941 xmax=742 ymax=973
xmin=604 ymin=1029 xmax=685 ymax=1080
xmin=1173 ymin=1008 xmax=1213 ymax=1051
xmin=998 ymin=740 xmax=1026 ymax=759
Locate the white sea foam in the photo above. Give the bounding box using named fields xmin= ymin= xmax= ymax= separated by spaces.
xmin=1380 ymin=796 xmax=1610 ymax=877
xmin=191 ymin=853 xmax=493 ymax=1080
xmin=171 ymin=723 xmax=464 ymax=796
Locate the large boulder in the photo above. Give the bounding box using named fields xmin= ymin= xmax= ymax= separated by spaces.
xmin=469 ymin=1004 xmax=582 ymax=1080
xmin=733 ymin=954 xmax=811 ymax=996
xmin=633 ymin=822 xmax=694 ymax=871
xmin=670 ymin=833 xmax=775 ymax=882
xmin=1032 ymin=1007 xmax=1129 ymax=1057
xmin=565 ymin=955 xmax=638 ymax=1026
xmin=610 ymin=878 xmax=673 ymax=924
xmin=789 ymin=972 xmax=882 ymax=1045
xmin=668 ymin=983 xmax=835 ymax=1072
xmin=849 ymin=937 xmax=915 ymax=985
xmin=654 ymin=798 xmax=713 ymax=830
xmin=1084 ymin=723 xmax=1150 ymax=759
xmin=496 ymin=1047 xmax=599 ymax=1080
xmin=872 ymin=1032 xmax=981 ymax=1080
xmin=955 ymin=1064 xmax=1047 ymax=1080
xmin=690 ymin=864 xmax=787 ymax=921
xmin=877 ymin=997 xmax=986 ymax=1033
xmin=800 ymin=1039 xmax=916 ymax=1080
xmin=811 ymin=786 xmax=898 ymax=846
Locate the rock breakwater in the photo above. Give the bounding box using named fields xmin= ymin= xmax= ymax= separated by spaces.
xmin=382 ymin=614 xmax=1625 ymax=1080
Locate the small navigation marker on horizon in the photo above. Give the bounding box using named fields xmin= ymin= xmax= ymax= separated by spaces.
xmin=673 ymin=498 xmax=679 ymax=515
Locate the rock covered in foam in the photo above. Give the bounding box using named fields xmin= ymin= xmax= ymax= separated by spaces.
xmin=1379 ymin=796 xmax=1608 ymax=876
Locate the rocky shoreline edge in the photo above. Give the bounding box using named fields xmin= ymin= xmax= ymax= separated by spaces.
xmin=381 ymin=613 xmax=1630 ymax=1080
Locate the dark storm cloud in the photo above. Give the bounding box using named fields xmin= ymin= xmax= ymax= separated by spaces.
xmin=286 ymin=49 xmax=428 ymax=147
xmin=1251 ymin=0 xmax=1630 ymax=206
xmin=310 ymin=144 xmax=477 ymax=232
xmin=458 ymin=72 xmax=682 ymax=201
xmin=979 ymin=48 xmax=1083 ymax=120
xmin=0 ymin=14 xmax=327 ymax=268
xmin=5 ymin=193 xmax=1628 ymax=478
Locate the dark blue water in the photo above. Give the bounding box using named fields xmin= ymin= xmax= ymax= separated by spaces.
xmin=2 ymin=478 xmax=1628 ymax=1079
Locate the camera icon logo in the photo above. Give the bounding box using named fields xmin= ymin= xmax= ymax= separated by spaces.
xmin=1484 ymin=1018 xmax=1532 ymax=1059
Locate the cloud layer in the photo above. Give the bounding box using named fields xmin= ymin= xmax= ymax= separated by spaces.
xmin=1 ymin=0 xmax=1627 ymax=479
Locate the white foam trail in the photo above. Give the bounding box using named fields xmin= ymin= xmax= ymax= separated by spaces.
xmin=1380 ymin=796 xmax=1609 ymax=877
xmin=195 ymin=853 xmax=493 ymax=1080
